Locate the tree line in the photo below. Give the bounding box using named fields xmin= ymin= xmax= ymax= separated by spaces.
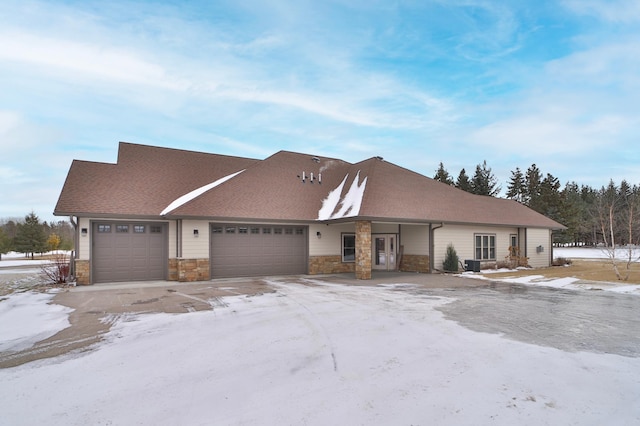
xmin=0 ymin=212 xmax=74 ymax=260
xmin=433 ymin=161 xmax=640 ymax=247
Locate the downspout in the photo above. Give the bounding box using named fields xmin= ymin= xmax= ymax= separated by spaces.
xmin=429 ymin=222 xmax=444 ymax=273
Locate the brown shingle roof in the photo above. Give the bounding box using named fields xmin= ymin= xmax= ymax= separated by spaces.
xmin=167 ymin=151 xmax=352 ymax=221
xmin=54 ymin=143 xmax=565 ymax=230
xmin=54 ymin=142 xmax=258 ymax=217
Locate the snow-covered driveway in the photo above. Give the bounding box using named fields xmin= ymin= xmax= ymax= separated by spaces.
xmin=1 ymin=278 xmax=639 ymax=425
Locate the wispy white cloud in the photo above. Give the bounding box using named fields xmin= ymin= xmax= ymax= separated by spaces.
xmin=562 ymin=0 xmax=640 ymax=23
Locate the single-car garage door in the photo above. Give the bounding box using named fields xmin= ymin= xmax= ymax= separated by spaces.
xmin=210 ymin=224 xmax=307 ymax=278
xmin=92 ymin=222 xmax=168 ymax=283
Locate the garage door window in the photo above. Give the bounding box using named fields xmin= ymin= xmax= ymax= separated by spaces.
xmin=133 ymin=225 xmax=146 ymax=233
xmin=150 ymin=226 xmax=162 ymax=234
xmin=98 ymin=224 xmax=111 ymax=233
xmin=226 ymin=227 xmax=236 ymax=234
xmin=116 ymin=225 xmax=129 ymax=233
xmin=263 ymin=228 xmax=271 ymax=234
xmin=212 ymin=226 xmax=223 ymax=234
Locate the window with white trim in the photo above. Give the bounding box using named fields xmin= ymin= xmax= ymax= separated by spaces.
xmin=475 ymin=234 xmax=496 ymax=260
xmin=342 ymin=234 xmax=355 ymax=262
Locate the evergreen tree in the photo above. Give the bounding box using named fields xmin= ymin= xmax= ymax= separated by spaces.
xmin=580 ymin=184 xmax=599 ymax=246
xmin=525 ymin=164 xmax=542 ymax=208
xmin=558 ymin=182 xmax=585 ymax=245
xmin=0 ymin=228 xmax=11 ymax=261
xmin=442 ymin=243 xmax=459 ymax=272
xmin=14 ymin=212 xmax=47 ymax=259
xmin=433 ymin=162 xmax=454 ymax=185
xmin=506 ymin=167 xmax=526 ymax=203
xmin=470 ymin=160 xmax=501 ymax=196
xmin=538 ymin=173 xmax=562 ymax=221
xmin=455 ymin=168 xmax=472 ymax=193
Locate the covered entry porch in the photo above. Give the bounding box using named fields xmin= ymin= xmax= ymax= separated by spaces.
xmin=308 ymin=220 xmax=434 ymax=279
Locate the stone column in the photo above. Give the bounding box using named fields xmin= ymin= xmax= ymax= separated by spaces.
xmin=355 ymin=220 xmax=372 ymax=280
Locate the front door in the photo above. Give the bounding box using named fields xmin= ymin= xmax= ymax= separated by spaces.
xmin=372 ymin=234 xmax=397 ymax=271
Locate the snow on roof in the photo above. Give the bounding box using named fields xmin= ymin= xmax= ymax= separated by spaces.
xmin=317 ymin=171 xmax=367 ymax=220
xmin=160 ymin=170 xmax=245 ymax=216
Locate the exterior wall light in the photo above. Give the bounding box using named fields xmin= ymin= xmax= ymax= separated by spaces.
xmin=81 ymin=228 xmax=88 ymax=237
xmin=193 ymin=229 xmax=199 ymax=237
xmin=316 ymin=231 xmax=321 ymax=238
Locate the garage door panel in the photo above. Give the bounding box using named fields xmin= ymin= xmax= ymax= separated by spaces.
xmin=92 ymin=222 xmax=167 ymax=283
xmin=210 ymin=224 xmax=307 ymax=278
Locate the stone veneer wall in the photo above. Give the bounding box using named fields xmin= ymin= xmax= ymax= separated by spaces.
xmin=309 ymin=256 xmax=356 ymax=275
xmin=168 ymin=258 xmax=179 ymax=281
xmin=399 ymin=254 xmax=430 ymax=273
xmin=74 ymin=259 xmax=90 ymax=285
xmin=169 ymin=258 xmax=210 ymax=282
xmin=355 ymin=220 xmax=372 ymax=280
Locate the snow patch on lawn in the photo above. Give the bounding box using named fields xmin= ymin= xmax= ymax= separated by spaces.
xmin=554 ymin=247 xmax=640 ymax=260
xmin=0 ymin=291 xmax=73 ymax=352
xmin=466 ymin=272 xmax=640 ymax=295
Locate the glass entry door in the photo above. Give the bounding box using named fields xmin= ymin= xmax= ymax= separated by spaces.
xmin=372 ymin=234 xmax=397 ymax=271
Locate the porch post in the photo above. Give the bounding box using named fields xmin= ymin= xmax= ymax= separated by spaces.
xmin=355 ymin=220 xmax=372 ymax=280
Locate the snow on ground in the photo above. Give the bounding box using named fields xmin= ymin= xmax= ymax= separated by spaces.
xmin=0 ymin=251 xmax=72 ymax=268
xmin=466 ymin=272 xmax=640 ymax=294
xmin=461 ymin=247 xmax=640 ymax=295
xmin=554 ymin=246 xmax=640 ymax=260
xmin=0 ymin=291 xmax=73 ymax=352
xmin=1 ymin=280 xmax=639 ymax=425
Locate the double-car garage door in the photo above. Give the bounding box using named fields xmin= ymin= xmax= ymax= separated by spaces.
xmin=92 ymin=222 xmax=167 ymax=283
xmin=210 ymin=224 xmax=308 ymax=278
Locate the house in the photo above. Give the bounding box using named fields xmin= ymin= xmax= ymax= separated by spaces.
xmin=54 ymin=142 xmax=565 ymax=285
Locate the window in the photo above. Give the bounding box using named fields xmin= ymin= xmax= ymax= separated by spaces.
xmin=295 ymin=228 xmax=304 ymax=235
xmin=284 ymin=228 xmax=293 ymax=235
xmin=150 ymin=225 xmax=162 ymax=234
xmin=250 ymin=227 xmax=260 ymax=234
xmin=238 ymin=227 xmax=248 ymax=234
xmin=510 ymin=234 xmax=518 ymax=256
xmin=342 ymin=234 xmax=356 ymax=262
xmin=475 ymin=234 xmax=496 ymax=260
xmin=263 ymin=227 xmax=271 ymax=234
xmin=274 ymin=228 xmax=283 ymax=235
xmin=225 ymin=227 xmax=236 ymax=234
xmin=212 ymin=226 xmax=223 ymax=234
xmin=97 ymin=224 xmax=111 ymax=233
xmin=133 ymin=225 xmax=146 ymax=233
xmin=116 ymin=225 xmax=129 ymax=233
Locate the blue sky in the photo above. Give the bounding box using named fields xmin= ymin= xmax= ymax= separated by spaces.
xmin=1 ymin=0 xmax=639 ymax=222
